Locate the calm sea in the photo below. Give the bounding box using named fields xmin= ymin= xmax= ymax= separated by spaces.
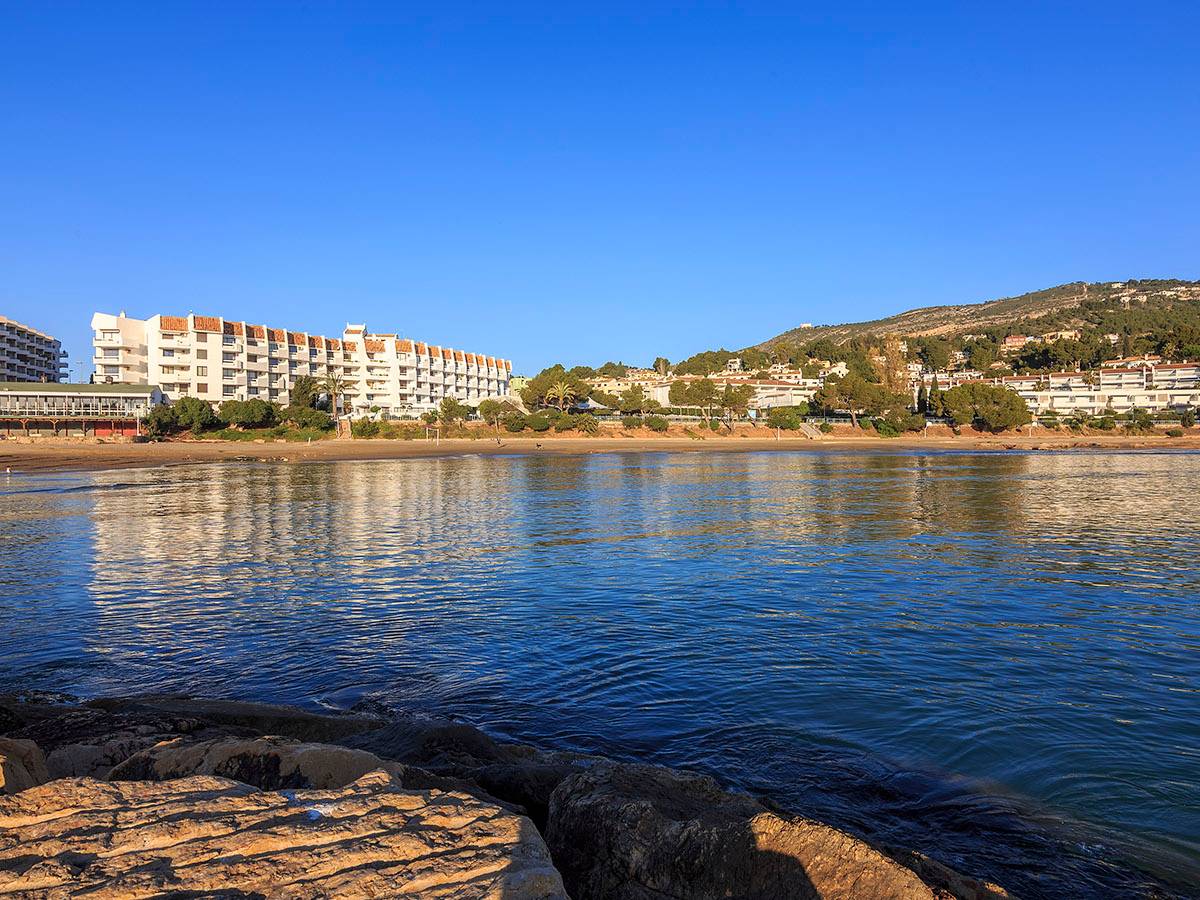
xmin=2 ymin=450 xmax=1197 ymax=898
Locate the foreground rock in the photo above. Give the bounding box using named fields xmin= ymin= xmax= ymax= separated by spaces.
xmin=546 ymin=763 xmax=1011 ymax=900
xmin=0 ymin=694 xmax=1013 ymax=899
xmin=0 ymin=737 xmax=49 ymax=794
xmin=0 ymin=769 xmax=567 ymax=899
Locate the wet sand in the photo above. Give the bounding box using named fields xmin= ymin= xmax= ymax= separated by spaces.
xmin=2 ymin=430 xmax=1197 ymax=474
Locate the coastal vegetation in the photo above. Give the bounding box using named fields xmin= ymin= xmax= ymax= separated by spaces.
xmin=144 ymin=381 xmax=334 ymax=440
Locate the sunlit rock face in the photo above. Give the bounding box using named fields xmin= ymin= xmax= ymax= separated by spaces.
xmin=0 ymin=770 xmax=567 ymax=900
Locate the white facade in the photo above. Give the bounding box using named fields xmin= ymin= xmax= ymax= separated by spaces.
xmin=0 ymin=316 xmax=67 ymax=382
xmin=91 ymin=312 xmax=512 ymax=416
xmin=972 ymin=364 xmax=1200 ymax=415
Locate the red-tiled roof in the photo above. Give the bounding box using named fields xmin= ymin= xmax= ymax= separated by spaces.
xmin=160 ymin=315 xmax=188 ymax=331
xmin=364 ymin=339 xmax=386 ymax=353
xmin=308 ymin=336 xmax=323 ymax=349
xmin=193 ymin=315 xmax=222 ymax=332
xmin=268 ymin=328 xmax=286 ymax=342
xmin=247 ymin=325 xmax=265 ymax=339
xmin=396 ymin=339 xmax=414 ymax=353
xmin=288 ymin=332 xmax=305 ymax=345
xmin=223 ymin=321 xmax=245 ymax=336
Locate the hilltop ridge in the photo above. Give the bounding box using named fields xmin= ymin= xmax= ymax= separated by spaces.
xmin=756 ymin=279 xmax=1200 ymax=348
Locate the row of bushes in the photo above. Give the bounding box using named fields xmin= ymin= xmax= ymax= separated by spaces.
xmin=146 ymin=397 xmax=332 ymax=437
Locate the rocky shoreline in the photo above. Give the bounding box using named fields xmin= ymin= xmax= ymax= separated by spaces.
xmin=0 ymin=692 xmax=1011 ymax=899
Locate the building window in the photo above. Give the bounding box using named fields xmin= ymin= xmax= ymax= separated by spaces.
xmin=223 ymin=368 xmax=236 ymax=379
xmin=195 ymin=332 xmax=207 ymax=342
xmin=195 ymin=348 xmax=207 ymax=360
xmin=197 ymin=383 xmax=208 ymax=393
xmin=162 ymin=348 xmax=174 ymax=358
xmin=223 ymin=386 xmax=236 ymax=396
xmin=196 ymin=366 xmax=207 ymax=377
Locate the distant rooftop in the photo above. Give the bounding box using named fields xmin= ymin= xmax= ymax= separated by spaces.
xmin=0 ymin=382 xmax=158 ymax=395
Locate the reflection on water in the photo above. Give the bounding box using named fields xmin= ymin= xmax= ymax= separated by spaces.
xmin=2 ymin=450 xmax=1199 ymax=898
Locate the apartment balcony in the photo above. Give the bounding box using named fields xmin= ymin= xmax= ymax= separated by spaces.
xmin=93 ymin=333 xmax=130 ymax=348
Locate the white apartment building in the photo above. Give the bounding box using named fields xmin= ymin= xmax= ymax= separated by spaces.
xmin=91 ymin=312 xmax=512 ymax=417
xmin=972 ymin=363 xmax=1200 ymax=416
xmin=0 ymin=316 xmax=67 ymax=382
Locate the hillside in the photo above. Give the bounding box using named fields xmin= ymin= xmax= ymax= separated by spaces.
xmin=757 ymin=279 xmax=1200 ymax=348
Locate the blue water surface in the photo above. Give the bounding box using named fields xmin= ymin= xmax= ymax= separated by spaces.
xmin=1 ymin=449 xmax=1197 ymax=898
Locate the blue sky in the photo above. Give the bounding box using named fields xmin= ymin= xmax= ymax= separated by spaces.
xmin=2 ymin=2 xmax=1198 ymax=376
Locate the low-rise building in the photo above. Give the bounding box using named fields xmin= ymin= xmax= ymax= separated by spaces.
xmin=0 ymin=382 xmax=162 ymax=436
xmin=91 ymin=312 xmax=512 ymax=417
xmin=971 ymin=363 xmax=1200 ymax=416
xmin=0 ymin=316 xmax=67 ymax=383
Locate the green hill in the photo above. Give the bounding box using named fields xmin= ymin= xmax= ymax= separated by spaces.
xmin=757 ymin=279 xmax=1200 ymax=348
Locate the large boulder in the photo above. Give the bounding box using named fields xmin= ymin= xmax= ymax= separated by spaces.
xmin=348 ymin=714 xmax=593 ymax=827
xmin=546 ymin=763 xmax=1011 ymax=900
xmin=107 ymin=734 xmax=517 ymax=811
xmin=5 ymin=706 xmax=236 ymax=779
xmin=0 ymin=769 xmax=567 ymax=899
xmin=0 ymin=737 xmax=48 ymax=794
xmin=88 ymin=695 xmax=382 ymax=743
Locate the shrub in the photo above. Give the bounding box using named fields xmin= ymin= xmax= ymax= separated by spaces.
xmin=1166 ymin=427 xmax=1184 ymax=437
xmin=1096 ymin=416 xmax=1116 ymax=430
xmin=621 ymin=415 xmax=643 ymax=429
xmin=871 ymin=417 xmax=901 ymax=438
xmin=144 ymin=404 xmax=178 ymax=437
xmin=351 ymin=420 xmax=380 ymax=438
xmin=766 ymin=407 xmax=802 ymax=430
xmin=645 ymin=415 xmax=669 ymax=433
xmin=819 ymin=422 xmax=834 ymax=434
xmin=285 ymin=405 xmax=332 ymax=430
xmin=708 ymin=418 xmax=721 ymax=432
xmin=554 ymin=414 xmax=578 ymax=432
xmin=173 ymin=396 xmax=219 ymax=432
xmin=502 ymin=412 xmax=528 ymax=433
xmin=527 ymin=414 xmax=552 ymax=432
xmin=1181 ymin=409 xmax=1196 ymax=428
xmin=219 ymin=398 xmax=278 ymax=429
xmin=577 ymin=413 xmax=599 ymax=435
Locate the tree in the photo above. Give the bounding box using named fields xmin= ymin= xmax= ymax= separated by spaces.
xmin=520 ymin=365 xmax=591 ymax=410
xmin=941 ymin=383 xmax=1031 ymax=432
xmin=619 ymin=386 xmax=648 ymax=417
xmin=478 ymin=399 xmax=512 ymax=432
xmin=685 ymin=379 xmax=720 ymax=420
xmin=596 ymin=361 xmax=629 ymax=378
xmin=173 ymin=396 xmax=219 ymax=432
xmin=928 ymin=376 xmax=943 ymax=417
xmin=916 ymin=384 xmax=929 ymax=414
xmin=285 ymin=405 xmax=332 ymax=429
xmin=320 ymin=373 xmax=354 ymax=419
xmin=290 ymin=375 xmax=318 ymax=409
xmin=544 ymin=379 xmax=577 ymax=412
xmin=219 ymin=398 xmax=278 ymax=429
xmin=965 ymin=341 xmax=997 ymax=371
xmin=718 ymin=383 xmax=754 ymax=430
xmin=652 ymin=357 xmax=670 ymax=375
xmin=1181 ymin=409 xmax=1196 ymax=429
xmin=915 ymin=337 xmax=951 ymax=372
xmin=145 ymin=404 xmax=178 ymax=437
xmin=438 ymin=397 xmax=470 ymax=426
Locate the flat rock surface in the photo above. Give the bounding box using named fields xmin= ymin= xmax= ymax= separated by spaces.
xmin=0 ymin=769 xmax=567 ymax=899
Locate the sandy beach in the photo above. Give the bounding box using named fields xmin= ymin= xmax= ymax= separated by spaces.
xmin=2 ymin=428 xmax=1197 ymax=474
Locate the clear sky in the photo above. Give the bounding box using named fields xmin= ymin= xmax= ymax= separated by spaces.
xmin=2 ymin=2 xmax=1198 ymax=376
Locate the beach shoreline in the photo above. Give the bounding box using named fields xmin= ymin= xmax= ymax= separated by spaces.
xmin=2 ymin=429 xmax=1199 ymax=474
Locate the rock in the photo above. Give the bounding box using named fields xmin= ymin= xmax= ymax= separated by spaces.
xmin=6 ymin=706 xmax=238 ymax=779
xmin=347 ymin=713 xmax=594 ymax=827
xmin=0 ymin=737 xmax=48 ymax=794
xmin=546 ymin=763 xmax=1011 ymax=900
xmin=0 ymin=769 xmax=567 ymax=899
xmin=87 ymin=694 xmax=381 ymax=742
xmin=108 ymin=734 xmax=414 ymax=789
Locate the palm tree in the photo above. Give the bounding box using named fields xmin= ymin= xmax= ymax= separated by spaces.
xmin=320 ymin=372 xmax=355 ymax=419
xmin=544 ymin=380 xmax=576 ymax=412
